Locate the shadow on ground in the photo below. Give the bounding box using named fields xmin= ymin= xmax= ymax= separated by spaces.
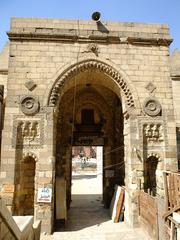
xmin=54 ymin=194 xmax=110 ymax=231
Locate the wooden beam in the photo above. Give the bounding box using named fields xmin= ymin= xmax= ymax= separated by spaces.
xmin=162 ymin=205 xmax=180 ymax=219
xmin=163 ymin=171 xmax=169 ymax=211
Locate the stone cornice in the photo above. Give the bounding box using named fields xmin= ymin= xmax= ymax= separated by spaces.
xmin=7 ymin=31 xmax=172 ymax=46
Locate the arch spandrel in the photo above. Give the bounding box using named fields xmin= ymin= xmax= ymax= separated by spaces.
xmin=45 ymin=57 xmax=140 ymax=113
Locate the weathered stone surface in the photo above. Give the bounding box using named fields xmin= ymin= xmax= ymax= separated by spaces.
xmin=0 ymin=17 xmax=179 ymax=234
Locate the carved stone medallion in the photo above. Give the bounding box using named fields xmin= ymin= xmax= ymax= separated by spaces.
xmin=20 ymin=96 xmax=40 ymax=116
xmin=143 ymin=97 xmax=161 ymax=117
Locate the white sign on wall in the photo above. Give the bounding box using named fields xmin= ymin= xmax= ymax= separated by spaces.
xmin=37 ymin=187 xmax=52 ymax=203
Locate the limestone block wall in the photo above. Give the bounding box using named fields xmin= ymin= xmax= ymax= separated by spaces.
xmin=171 ymin=49 xmax=180 ymax=124
xmin=0 ymin=43 xmax=9 ymax=97
xmin=171 ymin=49 xmax=180 ymax=167
xmin=0 ymin=74 xmax=7 ymax=97
xmin=5 ymin=19 xmax=177 ymax=163
xmin=172 ymin=79 xmax=180 ymax=124
xmin=172 ymin=78 xmax=180 ymax=166
xmin=0 ymin=17 xmax=178 ymax=232
xmin=5 ymin=18 xmax=172 ymax=107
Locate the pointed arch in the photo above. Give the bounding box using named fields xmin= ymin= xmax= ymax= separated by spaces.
xmin=45 ymin=57 xmax=140 ymax=111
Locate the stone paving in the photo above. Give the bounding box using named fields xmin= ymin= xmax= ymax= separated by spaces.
xmin=41 ymin=173 xmax=148 ymax=240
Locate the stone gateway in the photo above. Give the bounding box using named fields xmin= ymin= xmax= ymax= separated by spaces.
xmin=0 ymin=17 xmax=180 ymax=234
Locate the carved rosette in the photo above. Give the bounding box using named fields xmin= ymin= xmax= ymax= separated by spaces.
xmin=143 ymin=97 xmax=161 ymax=117
xmin=20 ymin=96 xmax=40 ymax=116
xmin=88 ymin=43 xmax=99 ymax=56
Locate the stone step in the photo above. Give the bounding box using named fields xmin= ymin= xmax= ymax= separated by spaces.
xmin=52 ymin=230 xmax=147 ymax=240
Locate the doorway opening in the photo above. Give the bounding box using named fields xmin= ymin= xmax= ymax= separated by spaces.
xmin=55 ymin=146 xmax=105 ymax=231
xmin=67 ymin=146 xmax=104 ymax=230
xmin=72 ymin=145 xmax=103 ymax=196
xmin=54 ymin=67 xmax=126 ymax=231
xmin=72 ymin=146 xmax=103 ymax=196
xmin=144 ymin=156 xmax=158 ymax=196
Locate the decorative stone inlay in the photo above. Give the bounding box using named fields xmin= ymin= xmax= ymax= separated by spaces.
xmin=145 ymin=82 xmax=156 ymax=93
xmin=147 ymin=152 xmax=161 ymax=161
xmin=48 ymin=59 xmax=135 ymax=108
xmin=143 ymin=97 xmax=161 ymax=117
xmin=144 ymin=124 xmax=163 ymax=142
xmin=20 ymin=96 xmax=40 ymax=116
xmin=21 ymin=121 xmax=39 ymax=138
xmin=24 ymin=80 xmax=37 ymax=91
xmin=138 ymin=116 xmax=168 ymax=149
xmin=22 ymin=152 xmax=38 ymax=162
xmin=12 ymin=115 xmax=44 ymax=149
xmin=88 ymin=43 xmax=99 ymax=56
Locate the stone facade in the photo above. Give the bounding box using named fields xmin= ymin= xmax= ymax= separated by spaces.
xmin=171 ymin=49 xmax=180 ymax=168
xmin=0 ymin=43 xmax=8 ymax=96
xmin=0 ymin=17 xmax=179 ymax=233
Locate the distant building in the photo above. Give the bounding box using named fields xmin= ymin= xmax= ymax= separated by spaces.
xmin=72 ymin=146 xmax=96 ymax=158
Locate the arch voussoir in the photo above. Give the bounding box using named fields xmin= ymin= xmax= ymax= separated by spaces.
xmin=48 ymin=59 xmax=136 ymax=109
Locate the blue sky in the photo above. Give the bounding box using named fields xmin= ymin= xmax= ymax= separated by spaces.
xmin=0 ymin=0 xmax=179 ymax=52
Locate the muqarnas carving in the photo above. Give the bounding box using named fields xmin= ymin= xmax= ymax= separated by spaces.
xmin=143 ymin=97 xmax=162 ymax=117
xmin=17 ymin=121 xmax=39 ymax=145
xmin=20 ymin=96 xmax=40 ymax=116
xmin=144 ymin=124 xmax=163 ymax=142
xmin=49 ymin=60 xmax=135 ymax=108
xmin=21 ymin=121 xmax=39 ymax=140
xmin=12 ymin=118 xmax=44 ymax=148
